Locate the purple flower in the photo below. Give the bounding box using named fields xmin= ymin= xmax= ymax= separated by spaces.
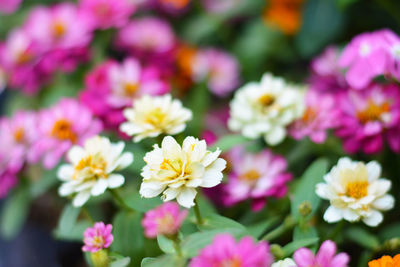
xmin=189 ymin=234 xmax=273 ymax=267
xmin=293 ymin=240 xmax=349 ymax=267
xmin=223 ymin=147 xmax=292 ymax=211
xmin=335 ymin=83 xmax=400 ymax=154
xmin=29 ymin=98 xmax=102 ymax=169
xmin=142 ymin=202 xmax=188 ymax=238
xmin=289 ymin=90 xmax=340 ymax=143
xmin=82 ymin=222 xmax=113 ymax=253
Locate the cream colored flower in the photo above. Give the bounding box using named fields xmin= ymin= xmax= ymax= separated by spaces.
xmin=228 ymin=73 xmax=305 ymax=145
xmin=57 ymin=136 xmax=134 ymax=207
xmin=120 ymin=94 xmax=192 ymax=142
xmin=316 ymin=157 xmax=394 ymax=227
xmin=271 ymin=258 xmax=297 ymax=267
xmin=140 ymin=136 xmax=226 ymax=208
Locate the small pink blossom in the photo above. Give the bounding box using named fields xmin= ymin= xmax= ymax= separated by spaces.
xmin=0 ymin=167 xmax=18 ymax=199
xmin=142 ymin=202 xmax=188 ymax=238
xmin=0 ymin=0 xmax=22 ymax=14
xmin=335 ymin=83 xmax=400 ymax=154
xmin=289 ymin=90 xmax=340 ymax=143
xmin=80 ymin=58 xmax=170 ymax=131
xmin=79 ymin=0 xmax=136 ymax=30
xmin=191 ymin=48 xmax=240 ymax=97
xmin=29 ymin=98 xmax=102 ymax=169
xmin=293 ymin=240 xmax=349 ymax=267
xmin=82 ymin=222 xmax=113 ymax=253
xmin=189 ymin=234 xmax=273 ymax=267
xmin=223 ymin=147 xmax=292 ymax=211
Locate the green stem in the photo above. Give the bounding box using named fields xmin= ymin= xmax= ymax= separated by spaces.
xmin=110 ymin=189 xmax=135 ymax=213
xmin=81 ymin=206 xmax=95 ymax=224
xmin=327 ymin=220 xmax=345 ymax=241
xmin=261 ymin=216 xmax=296 ymax=241
xmin=193 ymin=198 xmax=204 ymax=226
xmin=172 ymin=237 xmax=183 ymax=258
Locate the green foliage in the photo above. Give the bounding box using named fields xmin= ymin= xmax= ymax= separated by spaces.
xmin=209 ymin=134 xmax=249 ymax=152
xmin=282 ymin=237 xmax=320 ymax=256
xmin=345 ymin=227 xmax=380 ymax=250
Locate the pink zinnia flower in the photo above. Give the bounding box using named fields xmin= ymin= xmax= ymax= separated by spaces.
xmin=192 ymin=48 xmax=240 ymax=97
xmin=80 ymin=58 xmax=169 ymax=130
xmin=310 ymin=46 xmax=347 ymax=93
xmin=0 ymin=111 xmax=38 ymax=172
xmin=223 ymin=147 xmax=292 ymax=211
xmin=0 ymin=167 xmax=18 ymax=199
xmin=115 ymin=17 xmax=176 ymax=64
xmin=142 ymin=202 xmax=188 ymax=238
xmin=79 ymin=0 xmax=136 ymax=30
xmin=293 ymin=240 xmax=349 ymax=267
xmin=82 ymin=222 xmax=113 ymax=253
xmin=335 ymin=83 xmax=400 ymax=154
xmin=338 ymin=29 xmax=393 ymax=89
xmin=29 ymin=98 xmax=102 ymax=169
xmin=189 ymin=234 xmax=273 ymax=267
xmin=289 ymin=90 xmax=340 ymax=143
xmin=0 ymin=0 xmax=22 ymax=14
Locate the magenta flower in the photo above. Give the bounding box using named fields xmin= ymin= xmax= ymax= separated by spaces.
xmin=223 ymin=147 xmax=292 ymax=211
xmin=0 ymin=167 xmax=18 ymax=199
xmin=29 ymin=99 xmax=102 ymax=169
xmin=82 ymin=222 xmax=113 ymax=253
xmin=80 ymin=58 xmax=169 ymax=131
xmin=338 ymin=29 xmax=393 ymax=89
xmin=192 ymin=48 xmax=240 ymax=97
xmin=293 ymin=240 xmax=349 ymax=267
xmin=201 ymin=0 xmax=240 ymax=14
xmin=115 ymin=17 xmax=176 ymax=64
xmin=0 ymin=111 xmax=38 ymax=172
xmin=335 ymin=83 xmax=400 ymax=154
xmin=142 ymin=202 xmax=188 ymax=238
xmin=289 ymin=90 xmax=340 ymax=143
xmin=79 ymin=0 xmax=136 ymax=30
xmin=0 ymin=0 xmax=22 ymax=14
xmin=189 ymin=234 xmax=273 ymax=267
xmin=310 ymin=46 xmax=347 ymax=93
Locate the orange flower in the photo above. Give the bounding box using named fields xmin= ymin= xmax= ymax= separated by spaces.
xmin=262 ymin=0 xmax=305 ymax=35
xmin=368 ymin=254 xmax=400 ymax=267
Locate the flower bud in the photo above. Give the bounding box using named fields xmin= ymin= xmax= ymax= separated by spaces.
xmin=298 ymin=201 xmax=312 ymax=217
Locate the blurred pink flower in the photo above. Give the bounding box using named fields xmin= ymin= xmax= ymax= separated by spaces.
xmin=0 ymin=167 xmax=18 ymax=199
xmin=0 ymin=111 xmax=38 ymax=172
xmin=115 ymin=17 xmax=176 ymax=64
xmin=201 ymin=0 xmax=240 ymax=14
xmin=192 ymin=48 xmax=240 ymax=96
xmin=289 ymin=90 xmax=340 ymax=143
xmin=223 ymin=147 xmax=292 ymax=211
xmin=82 ymin=222 xmax=113 ymax=253
xmin=0 ymin=0 xmax=22 ymax=14
xmin=80 ymin=58 xmax=170 ymax=131
xmin=142 ymin=202 xmax=188 ymax=238
xmin=310 ymin=46 xmax=347 ymax=93
xmin=189 ymin=234 xmax=273 ymax=267
xmin=79 ymin=0 xmax=136 ymax=30
xmin=293 ymin=240 xmax=349 ymax=267
xmin=338 ymin=29 xmax=393 ymax=89
xmin=335 ymin=83 xmax=400 ymax=154
xmin=29 ymin=99 xmax=102 ymax=169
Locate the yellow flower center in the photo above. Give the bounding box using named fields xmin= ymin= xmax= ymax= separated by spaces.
xmin=123 ymin=82 xmax=139 ymax=97
xmin=74 ymin=154 xmax=108 ymax=180
xmin=156 ymin=214 xmax=175 ymax=234
xmin=144 ymin=108 xmax=166 ymax=125
xmin=301 ymin=107 xmax=317 ymax=122
xmin=14 ymin=128 xmax=24 ymax=143
xmin=339 ymin=163 xmax=370 ymax=199
xmin=92 ymin=236 xmax=105 ymax=247
xmin=259 ymin=94 xmax=275 ymax=107
xmin=52 ymin=21 xmax=66 ymax=39
xmin=356 ymin=100 xmax=390 ymax=124
xmin=16 ymin=51 xmax=33 ymax=65
xmin=240 ymin=169 xmax=260 ymax=186
xmin=346 ymin=181 xmax=369 ymax=199
xmin=219 ymin=257 xmax=242 ymax=267
xmin=51 ymin=119 xmax=77 ymax=142
xmin=159 ymin=0 xmax=190 ymax=8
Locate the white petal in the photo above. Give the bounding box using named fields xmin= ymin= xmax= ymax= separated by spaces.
xmin=186 ymin=178 xmax=203 ymax=188
xmin=59 ymin=182 xmax=75 ymax=196
xmin=57 ymin=165 xmax=74 ymax=181
xmin=343 ymin=209 xmax=360 ymax=222
xmin=67 ymin=146 xmax=86 ymax=164
xmin=162 ymin=187 xmax=179 ymax=202
xmin=201 ymin=149 xmax=221 ymax=167
xmin=91 ymin=179 xmax=108 ymax=196
xmin=369 ymin=179 xmax=391 ymax=197
xmin=323 ymin=206 xmax=343 ymax=223
xmin=208 ymin=158 xmax=227 ymax=172
xmin=115 ymin=152 xmax=134 ymax=170
xmin=140 ymin=181 xmax=165 ymax=198
xmin=73 ymin=190 xmax=91 ymax=207
xmin=265 ymin=127 xmax=286 ymax=145
xmin=366 ymin=161 xmax=381 ymax=182
xmin=373 ymin=195 xmax=395 ymax=211
xmin=362 ymin=210 xmax=383 ymax=227
xmin=176 ymin=187 xmax=197 ymax=208
xmin=108 ymin=174 xmax=125 ymax=188
xmin=200 ymin=169 xmax=224 ymax=188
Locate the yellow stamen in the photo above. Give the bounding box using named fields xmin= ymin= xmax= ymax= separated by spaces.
xmin=124 ymin=82 xmax=139 ymax=96
xmin=16 ymin=51 xmax=33 ymax=65
xmin=302 ymin=107 xmax=316 ymax=122
xmin=74 ymin=154 xmax=108 ymax=180
xmin=52 ymin=21 xmax=66 ymax=39
xmin=51 ymin=119 xmax=77 ymax=142
xmin=240 ymin=169 xmax=261 ymax=182
xmin=144 ymin=108 xmax=166 ymax=125
xmin=14 ymin=128 xmax=24 ymax=143
xmin=259 ymin=94 xmax=275 ymax=107
xmin=346 ymin=181 xmax=369 ymax=199
xmin=356 ymin=100 xmax=390 ymax=124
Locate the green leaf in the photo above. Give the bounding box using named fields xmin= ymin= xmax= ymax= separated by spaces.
xmin=54 ymin=221 xmax=92 ymax=241
xmin=157 ymin=235 xmax=175 ymax=254
xmin=200 ymin=214 xmax=247 ymax=232
xmin=291 ymin=158 xmax=329 ymax=220
xmin=185 ymin=83 xmax=210 ymax=136
xmin=247 ymin=217 xmax=280 ymax=239
xmin=345 ymin=227 xmax=380 ymax=250
xmin=110 ymin=257 xmax=131 ymax=267
xmin=55 ymin=204 xmax=81 ymax=236
xmin=379 ymin=223 xmax=400 ymax=240
xmin=30 ymin=168 xmax=58 ymax=198
xmin=125 ymin=191 xmax=162 ymax=213
xmin=293 ymin=226 xmax=318 ymax=241
xmin=181 ymin=15 xmax=221 ymax=43
xmin=141 ymin=255 xmax=185 ymax=267
xmin=0 ymin=184 xmax=31 ymax=239
xmin=209 ymin=135 xmax=249 ymax=152
xmin=282 ymin=237 xmax=320 ymax=256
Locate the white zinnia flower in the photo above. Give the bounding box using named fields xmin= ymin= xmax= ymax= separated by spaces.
xmin=271 ymin=258 xmax=297 ymax=267
xmin=57 ymin=136 xmax=134 ymax=207
xmin=316 ymin=157 xmax=394 ymax=227
xmin=140 ymin=136 xmax=226 ymax=208
xmin=228 ymin=73 xmax=305 ymax=145
xmin=120 ymin=94 xmax=193 ymax=142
